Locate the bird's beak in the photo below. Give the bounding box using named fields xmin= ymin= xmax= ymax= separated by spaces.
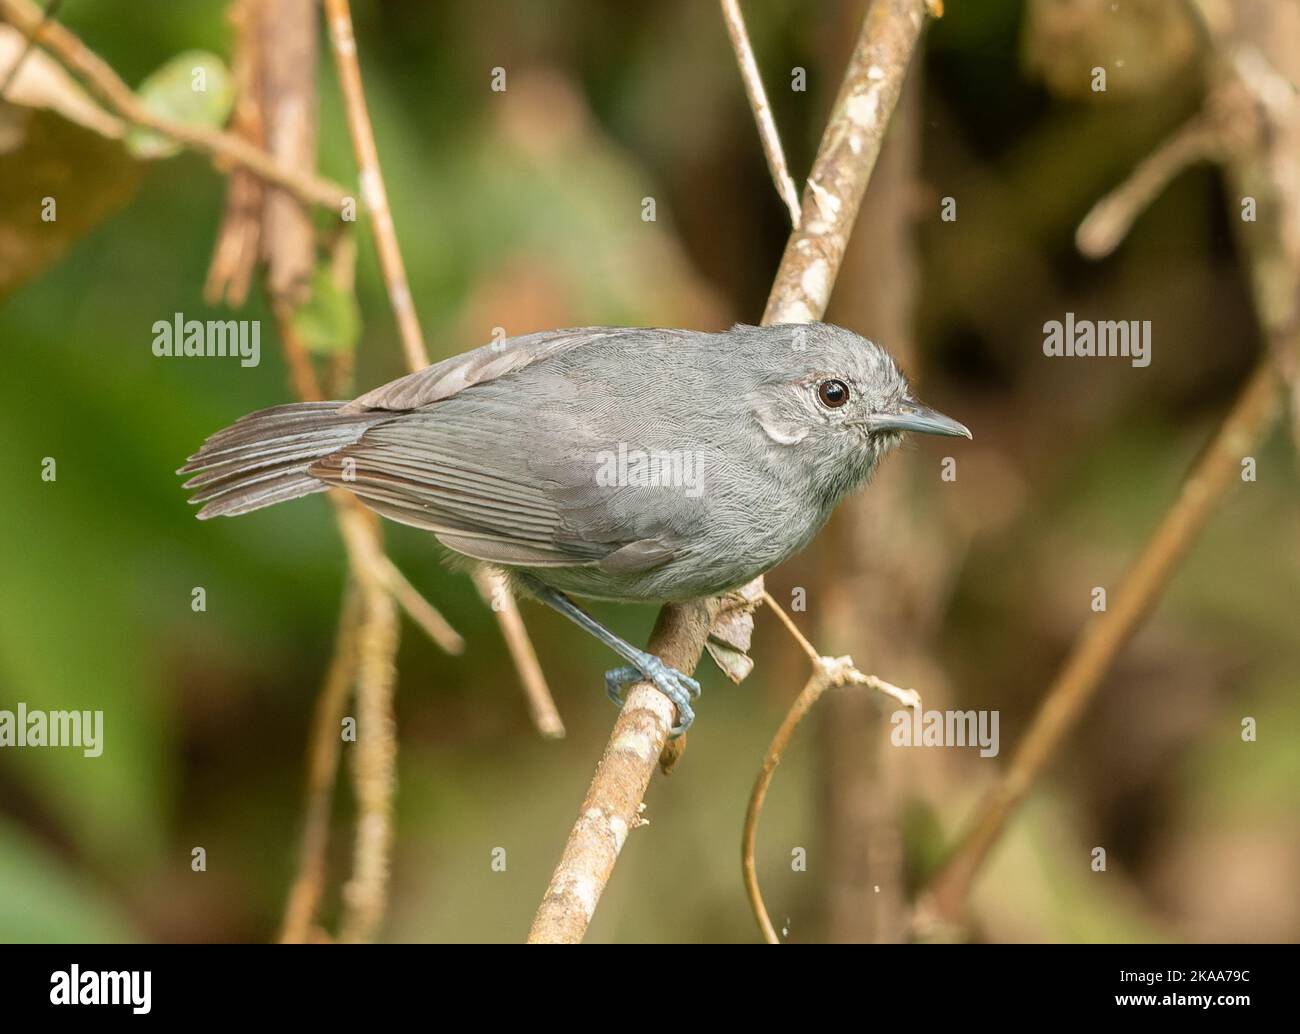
xmin=867 ymin=396 xmax=972 ymax=439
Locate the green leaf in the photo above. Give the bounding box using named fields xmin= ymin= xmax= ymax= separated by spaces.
xmin=126 ymin=51 xmax=233 ymax=159
xmin=292 ymin=264 xmax=362 ymax=356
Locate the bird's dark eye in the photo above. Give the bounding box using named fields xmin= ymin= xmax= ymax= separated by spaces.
xmin=817 ymin=379 xmax=850 ymax=408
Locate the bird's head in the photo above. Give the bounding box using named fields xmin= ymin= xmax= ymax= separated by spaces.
xmin=748 ymin=322 xmax=971 ymax=502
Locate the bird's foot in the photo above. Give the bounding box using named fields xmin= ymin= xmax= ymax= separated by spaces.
xmin=603 ymin=655 xmax=701 ymax=736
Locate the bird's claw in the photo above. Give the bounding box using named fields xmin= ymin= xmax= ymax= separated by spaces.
xmin=604 ymin=666 xmax=639 ymax=706
xmin=603 ymin=656 xmax=702 ymax=737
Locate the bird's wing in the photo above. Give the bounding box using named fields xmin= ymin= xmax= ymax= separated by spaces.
xmin=311 ymin=392 xmax=686 ymax=573
xmin=340 ymin=327 xmax=631 ymax=413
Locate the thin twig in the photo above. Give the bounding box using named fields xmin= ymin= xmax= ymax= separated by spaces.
xmin=917 ymin=361 xmax=1282 ymax=929
xmin=1076 ymin=115 xmax=1221 ymax=260
xmin=761 ymin=589 xmax=821 ymax=665
xmin=319 ymin=0 xmax=555 ymax=936
xmin=0 ymin=0 xmax=57 ymax=95
xmin=0 ymin=0 xmax=348 ymax=210
xmin=315 ymin=0 xmax=430 ymax=943
xmin=280 ymin=578 xmax=362 ymax=944
xmin=472 ymin=568 xmax=565 ymax=739
xmin=743 ymin=657 xmax=918 ymax=943
xmin=719 ymin=0 xmax=801 ymax=227
xmin=527 ymin=0 xmax=932 ymax=945
xmin=272 ymin=299 xmax=326 ymax=402
xmin=322 ymin=0 xmax=553 ymax=738
xmin=246 ymin=17 xmax=412 ymax=943
xmin=378 ymin=555 xmax=465 ymax=656
xmin=332 ymin=497 xmax=400 ymax=945
xmin=203 ymin=0 xmax=264 ymax=308
xmin=322 ymin=0 xmax=427 ymax=373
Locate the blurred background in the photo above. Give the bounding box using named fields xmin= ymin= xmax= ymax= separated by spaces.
xmin=1 ymin=0 xmax=1297 ymax=944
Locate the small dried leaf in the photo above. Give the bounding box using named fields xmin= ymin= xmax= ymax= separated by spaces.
xmin=705 ymin=639 xmax=754 ymax=684
xmin=705 ymin=577 xmax=764 ymax=683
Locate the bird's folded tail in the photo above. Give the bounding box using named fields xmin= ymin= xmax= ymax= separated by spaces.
xmin=179 ymin=401 xmax=383 ymax=519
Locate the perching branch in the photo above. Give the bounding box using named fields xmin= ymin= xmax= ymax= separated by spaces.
xmin=719 ymin=0 xmax=801 ymax=227
xmin=1206 ymin=10 xmax=1300 ymax=455
xmin=527 ymin=0 xmax=933 ymax=945
xmin=0 ymin=0 xmax=349 ymax=210
xmin=526 ymin=597 xmax=726 ymax=944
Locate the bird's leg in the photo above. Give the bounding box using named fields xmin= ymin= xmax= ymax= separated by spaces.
xmin=514 ymin=573 xmax=701 ymax=736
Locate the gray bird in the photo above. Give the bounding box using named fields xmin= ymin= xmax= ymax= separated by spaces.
xmin=180 ymin=322 xmax=970 ymax=733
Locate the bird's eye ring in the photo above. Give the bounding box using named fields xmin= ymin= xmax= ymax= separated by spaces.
xmin=817 ymin=379 xmax=850 ymax=409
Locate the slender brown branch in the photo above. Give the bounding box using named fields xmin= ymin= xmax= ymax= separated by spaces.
xmin=322 ymin=0 xmax=554 ymax=744
xmin=760 ymin=589 xmax=820 ymax=664
xmin=318 ymin=0 xmax=558 ymax=934
xmin=762 ymin=0 xmax=928 ymax=325
xmin=203 ymin=0 xmax=264 ymax=308
xmin=332 ymin=496 xmax=401 ymax=944
xmin=0 ymin=0 xmax=349 ymax=210
xmin=527 ymin=0 xmax=932 ymax=945
xmin=472 ymin=568 xmax=565 ymax=739
xmin=379 ymin=555 xmax=465 ymax=656
xmin=719 ymin=0 xmax=801 ymax=227
xmin=322 ymin=0 xmax=427 ymax=372
xmin=743 ymin=658 xmax=917 ymax=943
xmin=280 ymin=578 xmax=361 ymax=944
xmin=1075 ymin=114 xmax=1221 ymax=259
xmin=231 ymin=10 xmax=407 ymax=943
xmin=313 ymin=0 xmax=429 ymax=943
xmin=918 ymin=361 xmax=1282 ymax=929
xmin=273 ymin=299 xmax=326 ymax=402
xmin=0 ymin=0 xmax=58 ymax=95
